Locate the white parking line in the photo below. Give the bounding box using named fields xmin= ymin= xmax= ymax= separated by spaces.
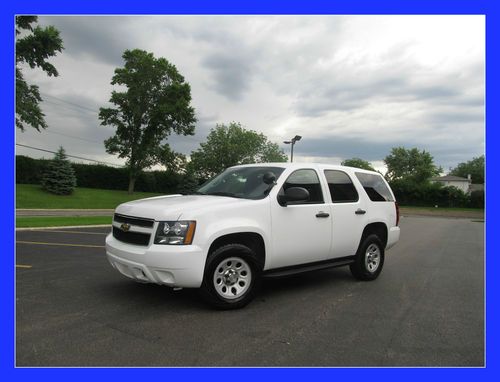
xmin=16 ymin=264 xmax=32 ymax=269
xmin=32 ymin=230 xmax=109 ymax=235
xmin=17 ymin=241 xmax=106 ymax=249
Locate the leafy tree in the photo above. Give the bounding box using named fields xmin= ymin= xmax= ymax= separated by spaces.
xmin=41 ymin=147 xmax=77 ymax=195
xmin=384 ymin=147 xmax=441 ymax=184
xmin=159 ymin=144 xmax=187 ymax=174
xmin=449 ymin=155 xmax=484 ymax=184
xmin=188 ymin=122 xmax=287 ymax=179
xmin=99 ymin=49 xmax=196 ymax=193
xmin=16 ymin=16 xmax=64 ymax=131
xmin=341 ymin=157 xmax=375 ymax=171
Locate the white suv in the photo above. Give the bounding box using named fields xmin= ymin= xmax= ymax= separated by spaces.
xmin=106 ymin=163 xmax=400 ymax=309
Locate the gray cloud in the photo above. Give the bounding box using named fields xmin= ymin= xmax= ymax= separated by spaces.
xmin=294 ymin=69 xmax=471 ymax=118
xmin=40 ymin=16 xmax=138 ymax=67
xmin=202 ymin=52 xmax=253 ymax=101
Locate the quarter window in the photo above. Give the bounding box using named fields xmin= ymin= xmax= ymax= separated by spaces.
xmin=355 ymin=172 xmax=394 ymax=202
xmin=282 ymin=169 xmax=324 ymax=204
xmin=324 ymin=170 xmax=359 ymax=203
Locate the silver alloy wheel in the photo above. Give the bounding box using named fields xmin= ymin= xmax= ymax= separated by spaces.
xmin=365 ymin=243 xmax=381 ymax=273
xmin=213 ymin=257 xmax=252 ymax=300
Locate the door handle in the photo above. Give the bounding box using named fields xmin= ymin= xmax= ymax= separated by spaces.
xmin=355 ymin=209 xmax=366 ymax=215
xmin=315 ymin=212 xmax=330 ymax=218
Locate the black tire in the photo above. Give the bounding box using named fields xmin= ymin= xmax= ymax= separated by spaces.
xmin=350 ymin=234 xmax=385 ymax=281
xmin=200 ymin=243 xmax=262 ymax=310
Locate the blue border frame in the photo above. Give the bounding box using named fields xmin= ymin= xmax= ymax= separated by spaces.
xmin=3 ymin=0 xmax=497 ymax=380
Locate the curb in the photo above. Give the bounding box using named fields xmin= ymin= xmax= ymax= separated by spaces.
xmin=16 ymin=224 xmax=111 ymax=231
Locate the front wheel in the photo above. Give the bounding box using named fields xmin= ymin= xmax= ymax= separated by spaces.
xmin=350 ymin=234 xmax=385 ymax=281
xmin=200 ymin=244 xmax=262 ymax=310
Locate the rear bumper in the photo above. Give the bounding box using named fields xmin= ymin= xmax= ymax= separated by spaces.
xmin=105 ymin=234 xmax=206 ymax=288
xmin=386 ymin=226 xmax=400 ymax=250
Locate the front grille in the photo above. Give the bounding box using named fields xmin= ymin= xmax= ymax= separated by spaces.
xmin=114 ymin=213 xmax=154 ymax=228
xmin=112 ymin=226 xmax=151 ymax=246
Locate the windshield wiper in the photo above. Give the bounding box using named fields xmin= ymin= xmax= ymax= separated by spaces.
xmin=205 ymin=191 xmax=242 ymax=198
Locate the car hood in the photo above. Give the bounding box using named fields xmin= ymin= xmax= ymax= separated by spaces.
xmin=115 ymin=194 xmax=251 ymax=221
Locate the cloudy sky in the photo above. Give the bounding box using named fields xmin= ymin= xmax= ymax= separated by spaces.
xmin=16 ymin=15 xmax=484 ymax=173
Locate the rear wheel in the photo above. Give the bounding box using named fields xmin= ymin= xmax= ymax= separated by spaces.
xmin=350 ymin=234 xmax=384 ymax=281
xmin=200 ymin=244 xmax=261 ymax=309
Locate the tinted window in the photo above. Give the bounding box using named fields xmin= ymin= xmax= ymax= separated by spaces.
xmin=282 ymin=169 xmax=324 ymax=204
xmin=324 ymin=170 xmax=359 ymax=203
xmin=355 ymin=172 xmax=394 ymax=202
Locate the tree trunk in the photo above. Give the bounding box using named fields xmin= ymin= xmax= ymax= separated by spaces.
xmin=128 ymin=177 xmax=136 ymax=194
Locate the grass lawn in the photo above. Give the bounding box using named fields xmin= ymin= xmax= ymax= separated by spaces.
xmin=16 ymin=184 xmax=163 ymax=209
xmin=16 ymin=216 xmax=112 ymax=228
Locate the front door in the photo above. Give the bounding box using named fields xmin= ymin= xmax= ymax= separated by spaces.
xmin=269 ymin=169 xmax=332 ymax=269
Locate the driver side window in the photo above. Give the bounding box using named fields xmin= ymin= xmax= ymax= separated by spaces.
xmin=282 ymin=169 xmax=324 ymax=204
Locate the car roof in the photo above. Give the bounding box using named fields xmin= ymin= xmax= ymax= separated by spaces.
xmin=231 ymin=162 xmax=382 ymax=176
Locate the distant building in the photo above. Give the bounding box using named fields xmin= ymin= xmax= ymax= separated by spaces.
xmin=431 ymin=175 xmax=471 ymax=194
xmin=469 ymin=183 xmax=485 ymax=193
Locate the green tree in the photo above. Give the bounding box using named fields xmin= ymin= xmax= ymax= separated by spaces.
xmin=384 ymin=147 xmax=441 ymax=184
xmin=41 ymin=146 xmax=77 ymax=195
xmin=341 ymin=157 xmax=375 ymax=171
xmin=159 ymin=144 xmax=188 ymax=174
xmin=189 ymin=122 xmax=287 ymax=179
xmin=99 ymin=49 xmax=196 ymax=193
xmin=449 ymin=155 xmax=484 ymax=184
xmin=16 ymin=16 xmax=64 ymax=131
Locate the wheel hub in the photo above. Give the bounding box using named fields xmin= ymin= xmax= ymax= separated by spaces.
xmin=223 ymin=269 xmax=239 ymax=285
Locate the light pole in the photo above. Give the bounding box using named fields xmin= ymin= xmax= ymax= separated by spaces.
xmin=283 ymin=135 xmax=302 ymax=163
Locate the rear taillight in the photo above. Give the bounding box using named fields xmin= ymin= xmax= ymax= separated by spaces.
xmin=395 ymin=202 xmax=400 ymax=226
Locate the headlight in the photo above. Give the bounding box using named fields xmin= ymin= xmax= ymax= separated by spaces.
xmin=154 ymin=221 xmax=196 ymax=245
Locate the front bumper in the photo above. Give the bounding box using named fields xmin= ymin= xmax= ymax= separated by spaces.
xmin=105 ymin=234 xmax=206 ymax=288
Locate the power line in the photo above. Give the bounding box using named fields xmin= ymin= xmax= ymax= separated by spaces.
xmin=42 ymin=98 xmax=95 ymax=115
xmin=15 ymin=143 xmax=123 ymax=167
xmin=40 ymin=92 xmax=98 ymax=114
xmin=43 ymin=129 xmax=103 ymax=144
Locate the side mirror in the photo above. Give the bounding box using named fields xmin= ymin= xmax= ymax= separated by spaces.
xmin=262 ymin=171 xmax=276 ymax=185
xmin=278 ymin=187 xmax=310 ymax=206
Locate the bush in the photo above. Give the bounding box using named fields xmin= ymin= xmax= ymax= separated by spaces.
xmin=41 ymin=147 xmax=77 ymax=195
xmin=469 ymin=190 xmax=484 ymax=208
xmin=16 ymin=155 xmax=194 ymax=194
xmin=73 ymin=163 xmax=129 ymax=190
xmin=16 ymin=155 xmax=50 ymax=184
xmin=389 ymin=179 xmax=472 ymax=208
xmin=178 ymin=171 xmax=202 ymax=195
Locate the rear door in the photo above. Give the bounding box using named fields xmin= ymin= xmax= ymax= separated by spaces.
xmin=322 ymin=169 xmax=367 ymax=259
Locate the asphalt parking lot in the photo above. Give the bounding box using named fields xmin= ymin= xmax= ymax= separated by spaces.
xmin=16 ymin=215 xmax=484 ymax=367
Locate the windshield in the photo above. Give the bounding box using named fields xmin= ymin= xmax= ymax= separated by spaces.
xmin=197 ymin=166 xmax=285 ymax=200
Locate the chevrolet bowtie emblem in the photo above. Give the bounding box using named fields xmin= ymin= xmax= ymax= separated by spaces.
xmin=120 ymin=223 xmax=131 ymax=232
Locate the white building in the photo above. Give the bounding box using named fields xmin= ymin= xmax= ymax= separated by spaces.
xmin=431 ymin=175 xmax=471 ymax=194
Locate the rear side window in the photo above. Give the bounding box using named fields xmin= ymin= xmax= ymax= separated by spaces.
xmin=324 ymin=170 xmax=359 ymax=203
xmin=355 ymin=172 xmax=394 ymax=202
xmin=282 ymin=169 xmax=324 ymax=204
